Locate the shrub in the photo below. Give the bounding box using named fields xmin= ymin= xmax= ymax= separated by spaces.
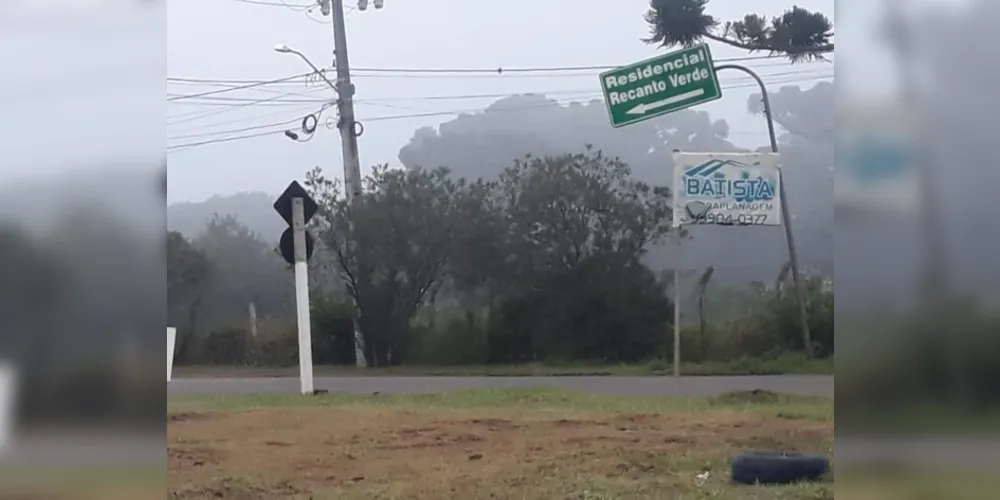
xmin=718 ymin=277 xmax=834 ymax=359
xmin=311 ymin=293 xmax=358 ymax=365
xmin=408 ymin=310 xmax=490 ymax=365
xmin=199 ymin=327 xmax=251 ymax=365
xmin=489 ymin=258 xmax=671 ymax=364
xmin=248 ymin=319 xmax=298 ymax=367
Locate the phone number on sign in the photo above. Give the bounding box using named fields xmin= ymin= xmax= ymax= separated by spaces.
xmin=690 ymin=213 xmax=770 ymax=225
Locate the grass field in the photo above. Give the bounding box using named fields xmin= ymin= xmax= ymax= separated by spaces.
xmin=168 ymin=388 xmax=834 ymax=499
xmin=0 ymin=468 xmax=164 ymax=500
xmin=172 ymin=355 xmax=833 ymax=379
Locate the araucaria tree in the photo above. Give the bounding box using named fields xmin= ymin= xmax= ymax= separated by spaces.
xmin=643 ymin=0 xmax=833 ymax=61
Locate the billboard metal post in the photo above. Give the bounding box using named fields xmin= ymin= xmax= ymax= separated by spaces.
xmin=714 ymin=64 xmax=813 ymax=358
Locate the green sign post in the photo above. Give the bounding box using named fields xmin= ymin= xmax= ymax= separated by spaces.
xmin=599 ymin=44 xmax=722 ymax=128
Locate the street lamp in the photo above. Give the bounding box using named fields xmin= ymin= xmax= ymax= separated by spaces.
xmin=274 ymin=43 xmax=340 ymax=141
xmin=273 ymin=43 xmax=337 ymax=91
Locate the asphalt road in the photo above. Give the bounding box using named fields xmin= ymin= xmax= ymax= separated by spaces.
xmin=168 ymin=375 xmax=833 ymax=397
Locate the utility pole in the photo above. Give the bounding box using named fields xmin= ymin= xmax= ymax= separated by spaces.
xmin=320 ymin=0 xmax=380 ymax=367
xmin=327 ymin=0 xmax=363 ymax=200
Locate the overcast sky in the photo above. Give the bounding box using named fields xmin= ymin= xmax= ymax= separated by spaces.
xmin=1 ymin=0 xmax=847 ymax=205
xmin=161 ymin=0 xmax=845 ymax=203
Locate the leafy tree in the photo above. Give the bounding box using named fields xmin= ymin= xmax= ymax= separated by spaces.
xmin=167 ymin=230 xmax=212 ymax=359
xmin=306 ymin=165 xmax=478 ymax=366
xmin=478 ymin=149 xmax=676 ymax=362
xmin=643 ymin=0 xmax=833 ymax=61
xmin=167 ymin=231 xmax=212 ymax=309
xmin=191 ymin=215 xmax=293 ymax=334
xmin=497 ymin=148 xmax=673 ymax=282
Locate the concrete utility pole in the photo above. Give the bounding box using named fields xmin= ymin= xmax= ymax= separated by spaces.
xmin=327 ymin=0 xmax=363 ymax=200
xmin=320 ymin=0 xmax=383 ymax=367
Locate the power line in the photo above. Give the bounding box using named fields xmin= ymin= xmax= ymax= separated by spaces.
xmin=168 ymin=86 xmax=331 ymax=126
xmin=349 ymin=55 xmax=831 ymax=74
xmin=166 ymin=72 xmax=830 ymax=153
xmin=166 ymin=58 xmax=832 ymax=92
xmin=169 ymin=117 xmax=301 ymax=141
xmin=348 ymin=67 xmax=826 ymax=80
xmin=168 ymin=79 xmax=333 ymax=98
xmin=232 ymin=0 xmax=313 ymax=8
xmin=170 ymin=72 xmax=830 ymax=137
xmin=359 ymin=74 xmax=831 ymax=123
xmin=166 ymin=94 xmax=594 ymax=152
xmin=170 ymin=102 xmax=324 ymax=134
xmin=167 ymin=94 xmax=329 ymax=104
xmin=166 ymin=69 xmax=828 ymax=109
xmin=166 ymin=67 xmax=829 ymax=105
xmin=168 ymin=129 xmax=288 ymax=153
xmin=167 ymin=71 xmax=313 ymax=101
xmin=169 ymin=102 xmax=333 ymax=141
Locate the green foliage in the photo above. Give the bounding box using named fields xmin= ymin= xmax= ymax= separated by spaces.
xmin=408 ymin=311 xmax=490 ymax=366
xmin=745 ymin=277 xmax=834 ymax=356
xmin=170 ymin=148 xmax=836 ymax=370
xmin=198 ymin=327 xmax=251 ymax=365
xmin=489 ymin=256 xmax=671 ymax=363
xmin=709 ymin=277 xmax=833 ymax=359
xmin=306 ymin=165 xmax=477 ymax=366
xmin=643 ymin=0 xmax=833 ymax=62
xmin=310 ymin=293 xmax=357 ymax=365
xmin=175 ymin=301 xmax=356 ymax=367
xmin=167 ymin=231 xmax=211 ymax=318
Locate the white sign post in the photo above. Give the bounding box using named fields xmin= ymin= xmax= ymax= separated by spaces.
xmin=0 ymin=364 xmax=15 ymax=453
xmin=292 ymin=198 xmax=315 ymax=394
xmin=672 ymin=152 xmax=782 ymax=227
xmin=273 ymin=182 xmax=317 ymax=395
xmin=167 ymin=327 xmax=177 ymax=382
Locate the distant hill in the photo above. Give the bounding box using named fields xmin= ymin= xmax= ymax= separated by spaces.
xmin=168 ymin=191 xmax=283 ymax=240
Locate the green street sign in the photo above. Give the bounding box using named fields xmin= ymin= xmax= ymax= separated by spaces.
xmin=599 ymin=44 xmax=722 ymax=128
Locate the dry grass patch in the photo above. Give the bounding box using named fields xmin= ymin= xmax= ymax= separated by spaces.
xmin=168 ymin=390 xmax=833 ymax=500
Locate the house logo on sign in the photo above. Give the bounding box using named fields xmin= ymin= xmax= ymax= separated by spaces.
xmin=682 ymin=159 xmax=776 ymax=203
xmin=672 ymin=152 xmax=782 ymax=227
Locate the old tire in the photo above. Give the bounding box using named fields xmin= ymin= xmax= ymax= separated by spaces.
xmin=731 ymin=451 xmax=829 ymax=485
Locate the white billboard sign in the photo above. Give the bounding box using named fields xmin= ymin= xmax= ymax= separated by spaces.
xmin=672 ymin=152 xmax=782 ymax=227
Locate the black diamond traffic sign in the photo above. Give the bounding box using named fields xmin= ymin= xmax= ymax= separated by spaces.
xmin=273 ymin=180 xmax=318 ymax=226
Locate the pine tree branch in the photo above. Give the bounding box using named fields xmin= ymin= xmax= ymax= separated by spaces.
xmin=703 ymin=32 xmax=833 ymax=55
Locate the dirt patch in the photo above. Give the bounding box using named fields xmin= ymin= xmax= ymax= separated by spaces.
xmin=168 ymin=412 xmax=210 ymax=423
xmin=168 ymin=406 xmax=832 ymax=499
xmin=466 ymin=417 xmax=520 ymax=430
xmin=168 ymin=445 xmax=223 ymax=469
xmin=170 ymin=476 xmax=306 ymax=499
